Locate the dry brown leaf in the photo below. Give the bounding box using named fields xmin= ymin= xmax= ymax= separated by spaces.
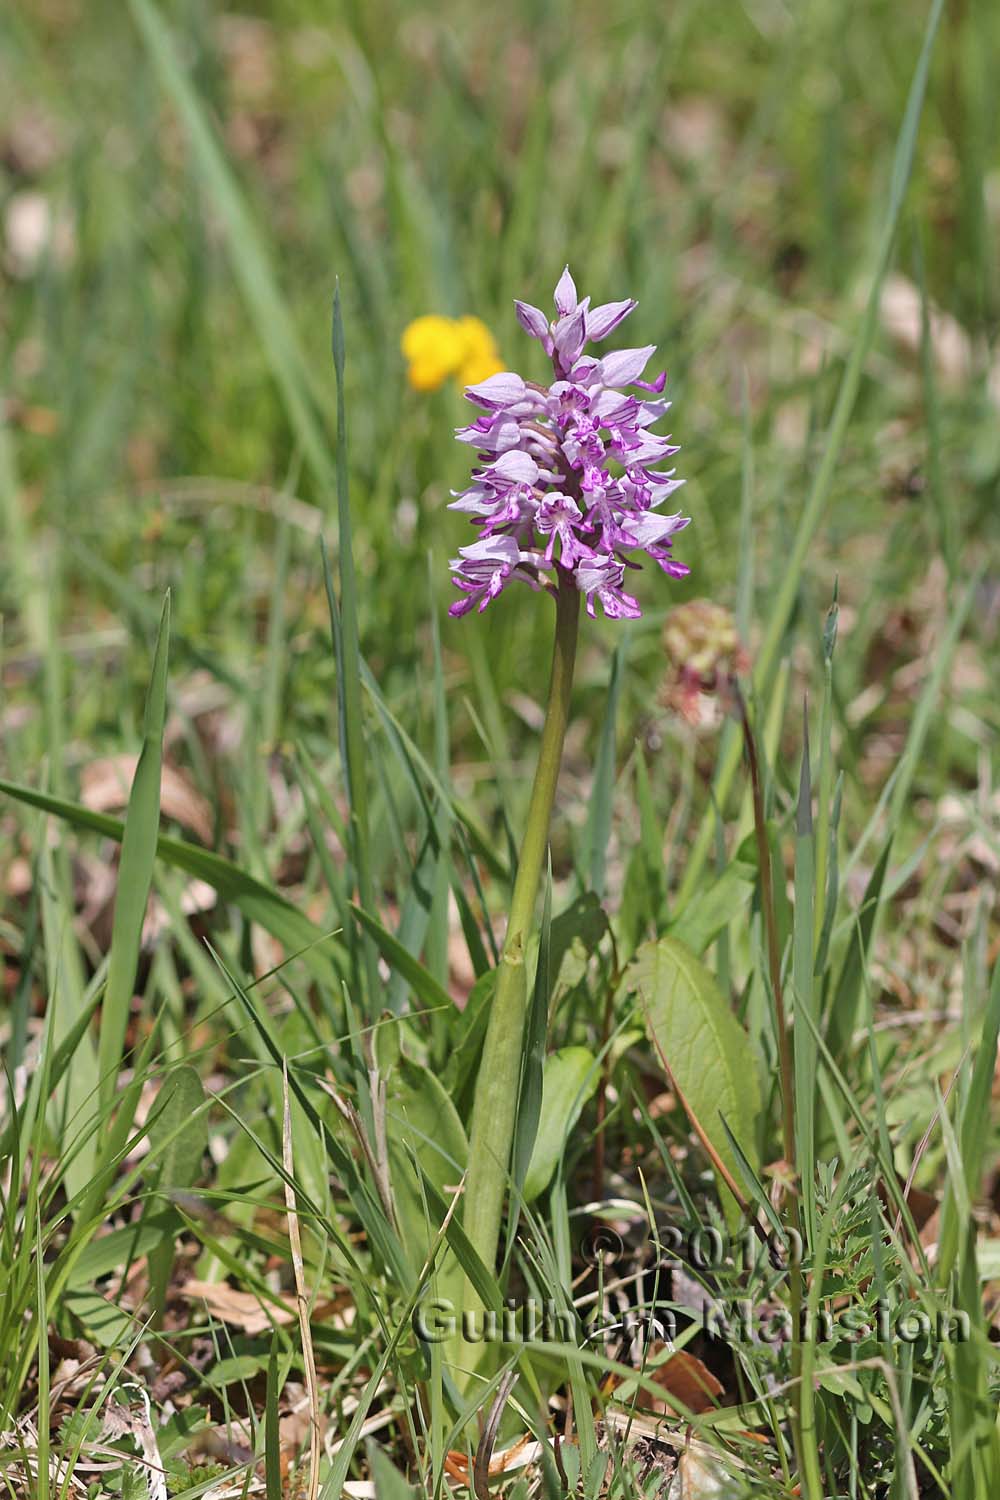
xmin=635 ymin=1344 xmax=724 ymax=1416
xmin=4 ymin=189 xmax=75 ymax=276
xmin=182 ymin=1279 xmax=344 ymax=1338
xmin=879 ymin=277 xmax=1000 ymax=413
xmin=880 ymin=273 xmax=972 ymax=387
xmin=445 ymin=1433 xmax=540 ymax=1486
xmin=603 ymin=1410 xmax=752 ymax=1493
xmin=182 ymin=1279 xmax=297 ymax=1335
xmin=677 ymin=1444 xmax=746 ymax=1497
xmin=102 ymin=1389 xmax=168 ymax=1500
xmin=81 ymin=756 xmax=213 ymax=844
xmin=647 ymin=1089 xmax=677 ymax=1121
xmin=5 ymin=855 xmax=32 ymax=898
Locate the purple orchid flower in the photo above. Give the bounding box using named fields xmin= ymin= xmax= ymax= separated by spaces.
xmin=449 ymin=267 xmax=690 ymax=621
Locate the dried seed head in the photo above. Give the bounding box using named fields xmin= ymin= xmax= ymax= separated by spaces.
xmin=661 ymin=600 xmax=749 ymax=725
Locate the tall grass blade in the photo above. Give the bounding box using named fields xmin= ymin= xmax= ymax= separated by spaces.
xmin=39 ymin=831 xmax=98 ymax=1197
xmin=424 ymin=561 xmax=452 ymax=992
xmin=324 ymin=292 xmax=377 ymax=1008
xmin=792 ymin=711 xmax=817 ymax=1246
xmin=350 ymin=903 xmax=452 ymax=1014
xmin=585 ymin=635 xmax=626 ymax=899
xmin=320 ymin=1185 xmax=471 ymax=1497
xmin=34 ymin=1207 xmax=50 ymax=1500
xmin=265 ymin=1334 xmax=282 ymax=1500
xmin=511 ymin=863 xmax=552 ymax=1203
xmin=96 ymin=591 xmax=170 ymax=1112
xmin=914 ymin=231 xmax=956 ymax=580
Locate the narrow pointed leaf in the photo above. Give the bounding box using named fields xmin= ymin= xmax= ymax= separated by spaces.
xmin=97 ymin=592 xmax=170 ymax=1111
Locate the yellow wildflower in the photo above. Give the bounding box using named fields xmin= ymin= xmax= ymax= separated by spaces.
xmin=401 ymin=314 xmax=504 ymax=391
xmin=400 ymin=315 xmax=467 ymax=391
xmin=455 ymin=316 xmax=504 ymax=385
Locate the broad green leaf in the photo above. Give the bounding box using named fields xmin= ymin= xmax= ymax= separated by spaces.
xmin=384 ymin=1062 xmax=469 ymax=1378
xmin=148 ymin=1065 xmax=206 ymax=1195
xmin=368 ymin=1444 xmax=418 ymax=1500
xmin=385 ymin=1057 xmax=467 ymax=1277
xmin=668 ymin=834 xmax=757 ymax=956
xmin=609 ymin=1028 xmax=644 ymax=1068
xmin=150 ymin=1406 xmax=211 ymax=1463
xmin=66 ymin=1217 xmax=176 ymax=1289
xmin=145 ymin=1065 xmax=208 ymax=1317
xmin=441 ymin=968 xmax=496 ymax=1118
xmin=627 ymin=937 xmax=760 ymax=1225
xmin=205 ymin=1353 xmax=271 ymax=1389
xmin=523 ymin=1047 xmax=599 ymax=1203
xmin=62 ymin=1290 xmax=136 ymax=1349
xmin=549 ymin=892 xmax=609 ymax=993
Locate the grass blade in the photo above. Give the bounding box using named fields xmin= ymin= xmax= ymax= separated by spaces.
xmin=792 ymin=711 xmax=817 ymax=1247
xmin=96 ymin=591 xmax=170 ymax=1112
xmin=585 ymin=634 xmax=626 ymax=899
xmin=350 ymin=903 xmax=452 ymax=1014
xmin=323 ymin=293 xmax=377 ymax=1009
xmin=39 ymin=828 xmax=98 ymax=1197
xmin=511 ymin=862 xmax=552 ymax=1204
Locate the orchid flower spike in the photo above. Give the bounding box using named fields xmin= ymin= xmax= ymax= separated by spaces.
xmin=448 ymin=267 xmax=690 ymax=621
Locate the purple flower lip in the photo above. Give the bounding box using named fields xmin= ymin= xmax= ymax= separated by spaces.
xmin=448 ymin=267 xmax=691 ymax=620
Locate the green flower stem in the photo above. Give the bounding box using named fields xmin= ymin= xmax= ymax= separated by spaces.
xmin=463 ymin=575 xmax=581 ymax=1278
